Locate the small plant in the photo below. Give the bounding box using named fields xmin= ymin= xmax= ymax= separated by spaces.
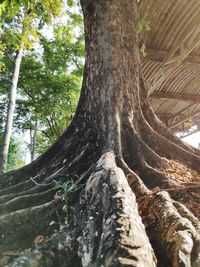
xmin=49 ymin=179 xmax=77 ymax=232
xmin=54 ymin=180 xmax=77 ymax=199
xmin=137 ymin=19 xmax=150 ymax=58
xmin=139 ymin=43 xmax=147 ymax=57
xmin=136 ymin=19 xmax=151 ymax=33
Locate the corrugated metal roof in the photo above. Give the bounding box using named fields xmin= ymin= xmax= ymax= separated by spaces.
xmin=139 ymin=0 xmax=200 ymax=131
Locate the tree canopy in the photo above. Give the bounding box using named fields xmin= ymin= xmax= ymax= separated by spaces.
xmin=0 ymin=0 xmax=84 ymax=168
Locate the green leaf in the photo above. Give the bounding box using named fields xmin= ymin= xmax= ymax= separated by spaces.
xmin=59 ymin=225 xmax=65 ymax=231
xmin=62 ymin=204 xmax=68 ymax=213
xmin=49 ymin=220 xmax=56 ymax=226
xmin=140 ymin=43 xmax=147 ymax=58
xmin=136 ymin=19 xmax=151 ymax=33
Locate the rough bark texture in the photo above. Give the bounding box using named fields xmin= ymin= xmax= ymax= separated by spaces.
xmin=77 ymin=152 xmax=156 ymax=267
xmin=1 ymin=1 xmax=200 ymax=266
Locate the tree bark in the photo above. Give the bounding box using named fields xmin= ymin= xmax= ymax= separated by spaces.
xmin=1 ymin=1 xmax=200 ymax=266
xmin=30 ymin=119 xmax=38 ymax=162
xmin=0 ymin=45 xmax=23 ymax=172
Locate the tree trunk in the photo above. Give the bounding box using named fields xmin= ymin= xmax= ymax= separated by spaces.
xmin=0 ymin=45 xmax=23 ymax=173
xmin=30 ymin=120 xmax=38 ymax=162
xmin=1 ymin=1 xmax=200 ymax=266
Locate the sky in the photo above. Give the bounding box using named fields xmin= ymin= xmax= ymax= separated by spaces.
xmin=182 ymin=131 xmax=200 ymax=148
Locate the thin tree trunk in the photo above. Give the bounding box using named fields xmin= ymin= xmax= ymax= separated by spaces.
xmin=30 ymin=119 xmax=38 ymax=162
xmin=0 ymin=45 xmax=23 ymax=172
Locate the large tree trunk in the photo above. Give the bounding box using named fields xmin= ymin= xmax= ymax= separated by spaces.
xmin=0 ymin=45 xmax=23 ymax=172
xmin=1 ymin=1 xmax=200 ymax=266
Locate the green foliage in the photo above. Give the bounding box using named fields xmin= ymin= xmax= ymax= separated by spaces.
xmin=0 ymin=39 xmax=6 ymax=71
xmin=187 ymin=118 xmax=193 ymax=129
xmin=0 ymin=132 xmax=25 ymax=171
xmin=0 ymin=0 xmax=65 ymax=52
xmin=0 ymin=0 xmax=84 ymax=161
xmin=7 ymin=137 xmax=25 ymax=171
xmin=136 ymin=19 xmax=151 ymax=33
xmin=0 ymin=0 xmax=63 ymax=21
xmin=67 ymin=0 xmax=76 ymax=7
xmin=54 ymin=180 xmax=77 ymax=198
xmin=16 ymin=13 xmax=84 ymax=153
xmin=50 ymin=179 xmax=77 ymax=231
xmin=137 ymin=19 xmax=150 ymax=58
xmin=0 ymin=0 xmax=67 ymax=171
xmin=139 ymin=43 xmax=147 ymax=58
xmin=15 ymin=32 xmax=83 ymax=153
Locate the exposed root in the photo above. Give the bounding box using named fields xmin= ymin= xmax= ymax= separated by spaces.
xmin=0 ymin=231 xmax=80 ymax=267
xmin=0 ymin=125 xmax=97 ymax=190
xmin=120 ymin=120 xmax=176 ymax=189
xmin=142 ymin=100 xmax=199 ymax=156
xmin=138 ymin=112 xmax=200 ymax=171
xmin=169 ymin=188 xmax=200 ymax=223
xmin=121 ymin=118 xmax=169 ymax=171
xmin=117 ymin=157 xmax=151 ymax=198
xmin=1 ymin=105 xmax=200 ymax=267
xmin=0 ymin=200 xmax=60 ymax=252
xmin=77 ymin=151 xmax=157 ymax=266
xmin=0 ymin=178 xmax=44 ymax=197
xmin=139 ymin=77 xmax=200 ymax=156
xmin=0 ymin=186 xmax=49 ymax=204
xmin=0 ymin=188 xmax=55 ymax=216
xmin=173 ymin=201 xmax=200 ymax=232
xmin=138 ymin=163 xmax=179 ymax=189
xmin=150 ymin=191 xmax=200 ymax=267
xmin=1 ymin=142 xmax=200 ymax=267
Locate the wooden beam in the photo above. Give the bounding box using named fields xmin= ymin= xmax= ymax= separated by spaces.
xmin=169 ymin=104 xmax=194 ymax=119
xmin=156 ymin=113 xmax=172 ymax=118
xmin=156 ymin=104 xmax=193 ymax=120
xmin=150 ymin=92 xmax=200 ymax=103
xmin=168 ymin=104 xmax=198 ymax=126
xmin=169 ymin=109 xmax=200 ymax=129
xmin=155 ymin=104 xmax=195 ymax=128
xmin=146 ymin=49 xmax=200 ymax=66
xmin=147 ymin=27 xmax=200 ymax=94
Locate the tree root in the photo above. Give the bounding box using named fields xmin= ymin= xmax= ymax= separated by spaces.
xmin=0 ymin=199 xmax=59 ymax=252
xmin=0 ymin=231 xmax=80 ymax=267
xmin=77 ymin=152 xmax=157 ymax=267
xmin=139 ymin=77 xmax=200 ymax=156
xmin=0 ymin=188 xmax=55 ymax=216
xmin=120 ymin=120 xmax=177 ymax=189
xmin=138 ymin=113 xmax=200 ymax=172
xmin=1 ymin=144 xmax=200 ymax=267
xmin=122 ymin=119 xmax=169 ymax=171
xmin=0 ymin=178 xmax=44 ymax=197
xmin=173 ymin=201 xmax=200 ymax=232
xmin=142 ymin=101 xmax=199 ymax=155
xmin=138 ymin=163 xmax=178 ymax=189
xmin=0 ymin=124 xmax=97 ymax=190
xmin=117 ymin=158 xmax=152 ymax=198
xmin=150 ymin=191 xmax=200 ymax=267
xmin=1 ymin=110 xmax=200 ymax=267
xmin=0 ymin=185 xmax=49 ymax=204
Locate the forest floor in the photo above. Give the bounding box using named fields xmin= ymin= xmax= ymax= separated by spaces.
xmin=160 ymin=158 xmax=200 ymax=220
xmin=138 ymin=158 xmax=200 ymax=267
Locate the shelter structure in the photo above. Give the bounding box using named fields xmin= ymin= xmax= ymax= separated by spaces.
xmin=140 ymin=0 xmax=200 ymax=137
